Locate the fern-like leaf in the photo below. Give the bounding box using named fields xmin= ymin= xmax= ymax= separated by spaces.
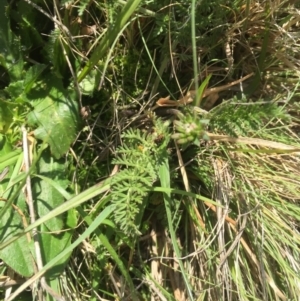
xmin=111 ymin=118 xmax=171 ymax=237
xmin=208 ymin=97 xmax=291 ymax=138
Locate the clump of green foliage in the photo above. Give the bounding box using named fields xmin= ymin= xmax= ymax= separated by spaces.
xmin=112 ymin=118 xmax=171 ymax=236
xmin=1 ymin=0 xmax=300 ymax=301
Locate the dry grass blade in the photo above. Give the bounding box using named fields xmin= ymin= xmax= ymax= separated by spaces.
xmin=207 ymin=133 xmax=300 ymax=154
xmin=0 ymin=167 xmax=9 ymax=182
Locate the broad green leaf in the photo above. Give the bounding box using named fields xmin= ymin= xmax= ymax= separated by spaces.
xmin=24 ymin=64 xmax=47 ymax=94
xmin=45 ymin=29 xmax=76 ymax=79
xmin=0 ymin=148 xmax=76 ymax=279
xmin=0 ymin=149 xmax=23 ymax=201
xmin=5 ymin=80 xmax=24 ymax=98
xmin=0 ymin=180 xmax=111 ymax=251
xmin=0 ymin=135 xmax=10 ymax=155
xmin=5 ymin=80 xmax=28 ymax=105
xmin=10 ymin=0 xmax=44 ymax=52
xmin=52 ymin=32 xmax=70 ymax=79
xmin=0 ymin=208 xmax=35 ymax=277
xmin=5 ymin=65 xmax=47 ymax=104
xmin=0 ymin=139 xmax=34 ymax=277
xmin=0 ymin=135 xmax=13 ymax=195
xmin=0 ymin=0 xmax=24 ymax=81
xmin=79 ymin=70 xmax=97 ymax=95
xmin=31 ymin=151 xmax=76 ymax=277
xmin=40 ymin=207 xmax=76 ymax=278
xmin=33 ymin=150 xmax=70 ymax=232
xmin=0 ymin=101 xmax=13 ymax=134
xmin=5 ymin=205 xmax=114 ymax=301
xmin=27 ymin=75 xmax=79 ymax=159
xmin=0 ymin=151 xmax=24 ymax=222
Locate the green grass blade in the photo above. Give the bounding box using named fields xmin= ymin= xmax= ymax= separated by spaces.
xmin=5 ymin=205 xmax=115 ymax=301
xmin=76 ymin=201 xmax=139 ymax=301
xmin=158 ymin=158 xmax=194 ymax=301
xmin=0 ymin=180 xmax=110 ymax=250
xmin=195 ymin=74 xmax=212 ymax=107
xmin=191 ymin=0 xmax=200 ymax=93
xmin=0 ymin=152 xmax=24 ymax=220
xmin=77 ymin=0 xmax=143 ymax=83
xmin=99 ymin=233 xmax=139 ymax=301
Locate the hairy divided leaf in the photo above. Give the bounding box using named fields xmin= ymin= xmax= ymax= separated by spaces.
xmin=111 ymin=119 xmax=171 ymax=236
xmin=209 ymin=97 xmax=290 ymax=138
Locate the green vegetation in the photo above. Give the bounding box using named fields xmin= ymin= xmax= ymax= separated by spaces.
xmin=0 ymin=0 xmax=300 ymax=300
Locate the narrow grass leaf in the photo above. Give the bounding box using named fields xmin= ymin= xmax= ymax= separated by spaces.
xmin=5 ymin=205 xmax=114 ymax=301
xmin=159 ymin=158 xmax=194 ymax=301
xmin=78 ymin=0 xmax=143 ymax=82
